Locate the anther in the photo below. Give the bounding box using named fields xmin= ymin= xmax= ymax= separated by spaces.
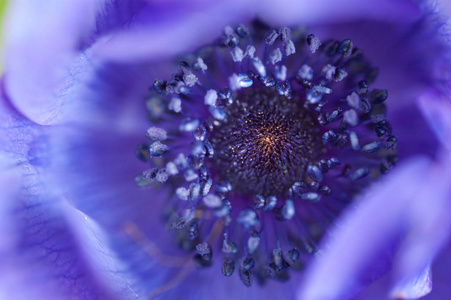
xmin=137 ymin=22 xmax=398 ymax=287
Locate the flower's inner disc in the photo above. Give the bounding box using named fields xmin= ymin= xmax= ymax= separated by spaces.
xmin=210 ymin=88 xmax=323 ymax=197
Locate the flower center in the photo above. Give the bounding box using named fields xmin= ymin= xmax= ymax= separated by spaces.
xmin=210 ymin=88 xmax=322 ymax=196
xmin=135 ymin=21 xmax=398 ymax=287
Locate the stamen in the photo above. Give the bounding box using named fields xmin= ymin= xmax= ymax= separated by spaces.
xmin=136 ymin=21 xmax=398 ymax=287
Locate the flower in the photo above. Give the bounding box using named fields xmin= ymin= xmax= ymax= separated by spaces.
xmin=1 ymin=0 xmax=451 ymax=299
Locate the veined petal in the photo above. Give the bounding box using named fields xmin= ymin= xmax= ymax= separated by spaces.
xmin=0 ymin=89 xmax=135 ymax=299
xmin=2 ymin=0 xmax=147 ymax=125
xmin=47 ymin=57 xmax=156 ymax=230
xmin=42 ymin=59 xmax=182 ymax=296
xmin=3 ymin=0 xmax=451 ymax=298
xmin=3 ymin=0 xmax=100 ymax=125
xmin=0 ymin=163 xmax=119 ymax=299
xmin=0 ymin=191 xmax=131 ymax=299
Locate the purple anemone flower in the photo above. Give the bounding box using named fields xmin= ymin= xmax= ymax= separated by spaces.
xmin=1 ymin=0 xmax=451 ymax=299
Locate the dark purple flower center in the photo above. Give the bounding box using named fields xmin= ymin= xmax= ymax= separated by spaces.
xmin=210 ymin=88 xmax=322 ymax=196
xmin=135 ymin=21 xmax=398 ymax=287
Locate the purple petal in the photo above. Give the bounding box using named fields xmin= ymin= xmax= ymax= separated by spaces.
xmin=259 ymin=0 xmax=420 ymax=26
xmin=42 ymin=60 xmax=181 ymax=296
xmin=157 ymin=264 xmax=304 ymax=299
xmin=298 ymin=155 xmax=451 ymax=299
xmin=0 ymin=171 xmax=120 ymax=299
xmin=390 ymin=264 xmax=432 ymax=299
xmin=93 ymin=1 xmax=258 ymax=62
xmin=418 ymin=89 xmax=451 ymax=153
xmin=423 ymin=242 xmax=451 ymax=299
xmin=95 ymin=0 xmax=421 ymax=63
xmin=308 ymin=11 xmax=450 ymax=159
xmin=2 ymin=0 xmax=147 ymax=125
xmin=47 ymin=57 xmax=154 ymax=225
xmin=0 ymin=88 xmax=134 ymax=299
xmin=3 ymin=0 xmax=100 ymax=124
xmin=354 ymin=264 xmax=434 ymax=300
xmin=390 ymin=154 xmax=451 ymax=295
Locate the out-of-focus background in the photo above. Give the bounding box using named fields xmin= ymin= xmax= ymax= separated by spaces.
xmin=0 ymin=0 xmax=8 ymax=73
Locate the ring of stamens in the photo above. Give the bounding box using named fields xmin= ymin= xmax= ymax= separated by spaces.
xmin=135 ymin=21 xmax=398 ymax=287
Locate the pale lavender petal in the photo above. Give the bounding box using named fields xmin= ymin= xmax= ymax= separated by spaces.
xmin=356 ymin=245 xmax=451 ymax=299
xmin=440 ymin=0 xmax=451 ymax=18
xmin=423 ymin=242 xmax=451 ymax=299
xmin=2 ymin=0 xmax=147 ymax=125
xmin=418 ymin=89 xmax=451 ymax=152
xmin=2 ymin=0 xmax=102 ymax=124
xmin=259 ymin=0 xmax=420 ymax=26
xmin=39 ymin=58 xmax=182 ymax=297
xmin=0 ymin=153 xmax=21 ymax=257
xmin=391 ymin=153 xmax=451 ymax=296
xmin=47 ymin=57 xmax=155 ymax=228
xmin=390 ymin=264 xmax=432 ymax=299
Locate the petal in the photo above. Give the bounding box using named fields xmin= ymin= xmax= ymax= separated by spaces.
xmin=391 ymin=153 xmax=451 ymax=294
xmin=390 ymin=264 xmax=432 ymax=299
xmin=0 ymin=85 xmax=134 ymax=299
xmin=2 ymin=0 xmax=100 ymax=124
xmin=354 ymin=265 xmax=434 ymax=300
xmin=0 ymin=153 xmax=21 ymax=252
xmin=418 ymin=89 xmax=451 ymax=153
xmin=92 ymin=1 xmax=258 ymax=62
xmin=155 ymin=263 xmax=304 ymax=300
xmin=2 ymin=0 xmax=147 ymax=125
xmin=259 ymin=0 xmax=420 ymax=26
xmin=439 ymin=0 xmax=451 ymax=19
xmin=423 ymin=242 xmax=451 ymax=299
xmin=0 ymin=164 xmax=121 ymax=299
xmin=297 ymin=157 xmax=437 ymax=299
xmin=355 ymin=245 xmax=451 ymax=300
xmin=300 ymin=151 xmax=451 ymax=299
xmin=47 ymin=56 xmax=155 ymax=230
xmin=308 ymin=10 xmax=450 ymax=158
xmin=94 ymin=0 xmax=421 ymax=63
xmin=44 ymin=58 xmax=180 ymax=296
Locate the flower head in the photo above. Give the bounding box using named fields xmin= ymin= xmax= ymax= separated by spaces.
xmin=1 ymin=0 xmax=451 ymax=299
xmin=136 ymin=21 xmax=399 ymax=287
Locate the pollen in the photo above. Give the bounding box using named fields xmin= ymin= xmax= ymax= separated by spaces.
xmin=210 ymin=88 xmax=322 ymax=196
xmin=135 ymin=21 xmax=398 ymax=287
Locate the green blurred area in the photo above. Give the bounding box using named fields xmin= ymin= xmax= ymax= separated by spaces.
xmin=0 ymin=0 xmax=7 ymax=73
